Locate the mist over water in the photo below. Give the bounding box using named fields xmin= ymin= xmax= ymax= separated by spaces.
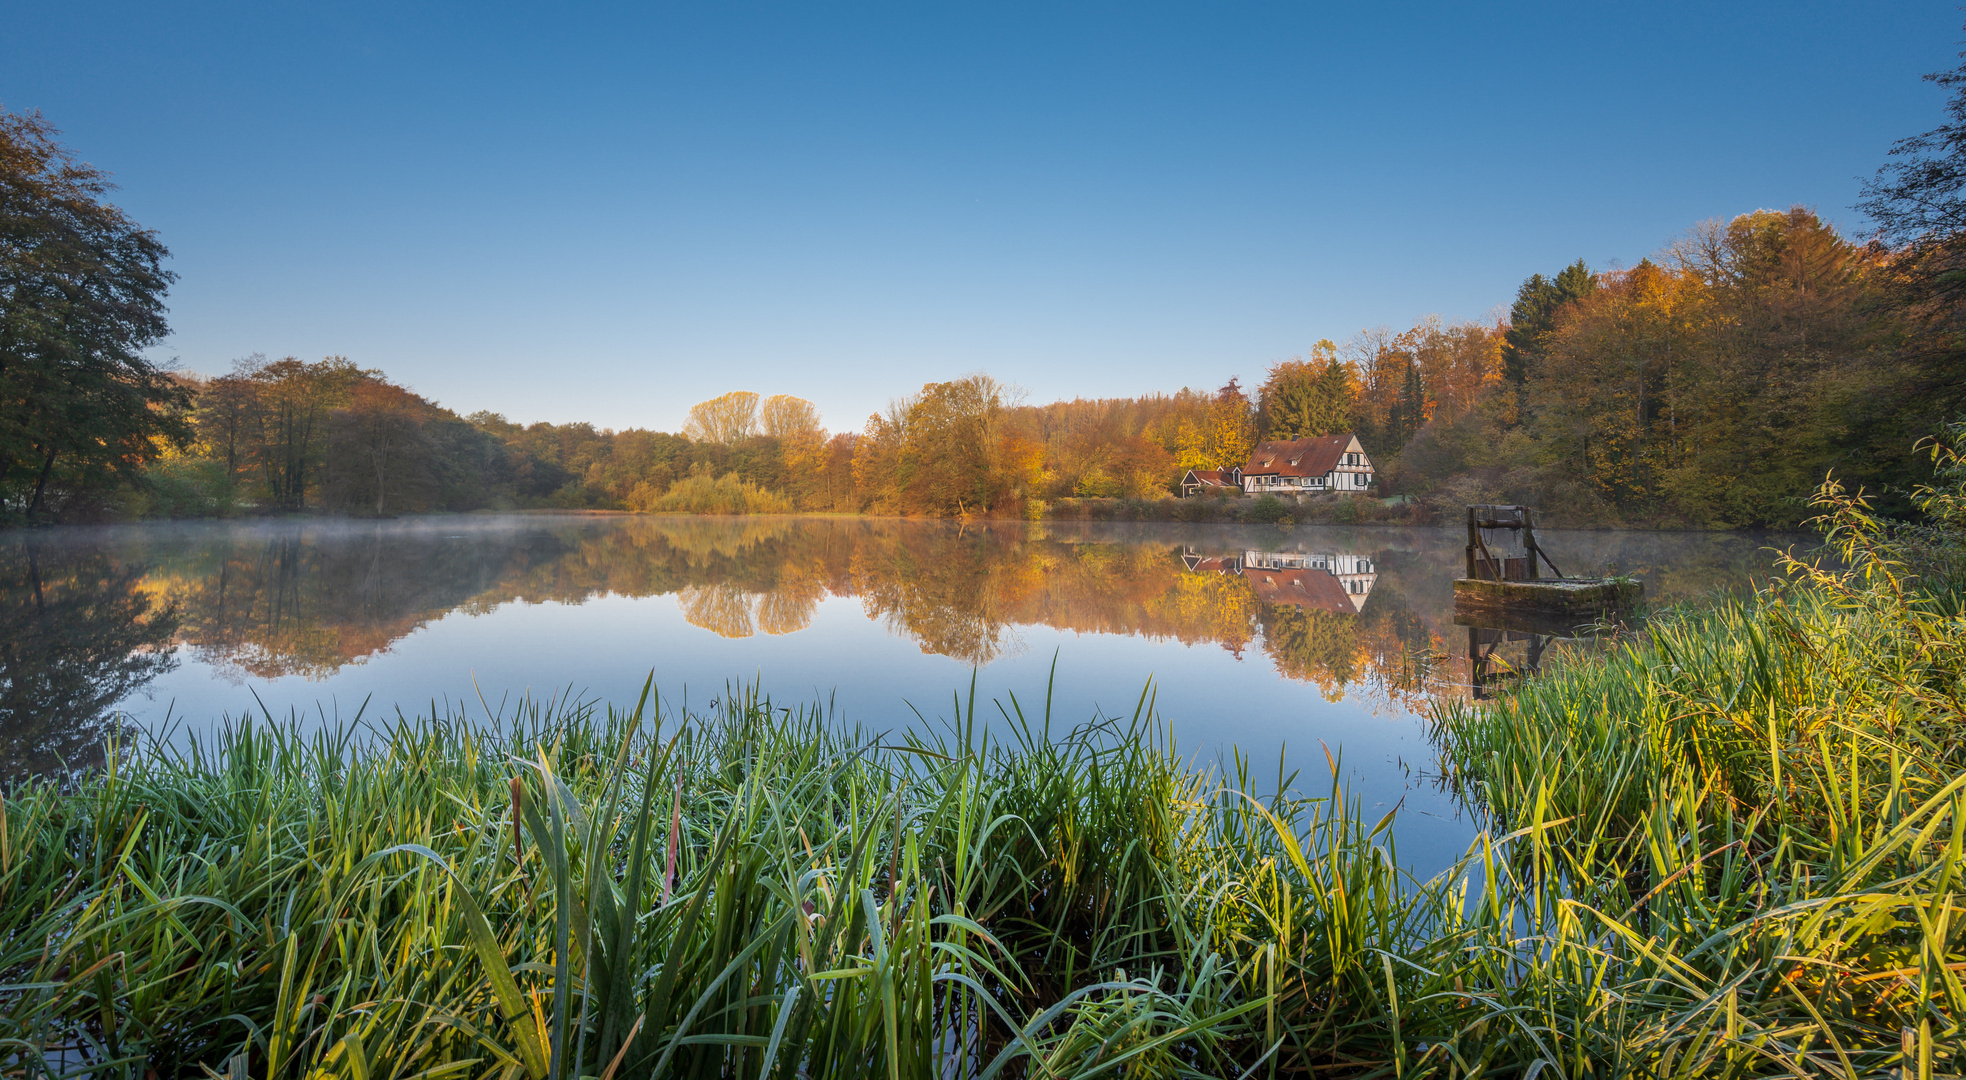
xmin=0 ymin=514 xmax=1800 ymax=874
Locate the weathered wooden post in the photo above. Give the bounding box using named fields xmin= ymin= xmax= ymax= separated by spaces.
xmin=1521 ymin=507 xmax=1539 ymax=581
xmin=1465 ymin=507 xmax=1478 ymax=579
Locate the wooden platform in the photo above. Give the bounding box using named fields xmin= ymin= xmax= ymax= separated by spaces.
xmin=1452 ymin=576 xmax=1643 ymax=616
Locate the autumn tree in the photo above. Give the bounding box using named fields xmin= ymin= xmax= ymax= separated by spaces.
xmin=195 ymin=367 xmax=261 ymax=485
xmin=759 ymin=394 xmax=821 ymax=439
xmin=1005 ymin=391 xmax=1203 ymax=497
xmin=322 ymin=381 xmax=437 ymax=515
xmin=854 ymin=375 xmax=1040 ymax=514
xmin=683 ymin=391 xmax=760 ymax=445
xmin=1173 ymin=379 xmax=1255 ymax=472
xmin=757 ymin=394 xmax=832 ymax=507
xmin=238 ymin=356 xmax=366 ymax=510
xmin=0 ymin=109 xmax=190 ymax=519
xmin=807 ymin=432 xmax=860 ymax=511
xmin=1660 ymin=208 xmax=1880 ymax=522
xmin=1258 ymin=341 xmax=1355 ymax=440
xmin=1535 ymin=259 xmax=1713 ymax=509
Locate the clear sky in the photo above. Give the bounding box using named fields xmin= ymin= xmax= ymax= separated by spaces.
xmin=3 ymin=2 xmax=1957 ymax=433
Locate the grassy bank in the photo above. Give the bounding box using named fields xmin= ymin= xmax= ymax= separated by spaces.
xmin=1433 ymin=476 xmax=1965 ymax=1077
xmin=2 ymin=488 xmax=1959 ymax=1077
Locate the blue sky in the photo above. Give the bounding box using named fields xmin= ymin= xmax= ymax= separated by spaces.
xmin=4 ymin=2 xmax=1956 ymax=432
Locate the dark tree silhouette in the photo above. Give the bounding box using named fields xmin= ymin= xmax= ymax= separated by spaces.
xmin=0 ymin=537 xmax=178 ymax=781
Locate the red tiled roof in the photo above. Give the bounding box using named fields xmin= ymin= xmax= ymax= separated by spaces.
xmin=1242 ymin=435 xmax=1356 ymax=478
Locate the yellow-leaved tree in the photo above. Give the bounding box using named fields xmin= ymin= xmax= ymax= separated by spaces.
xmin=682 ymin=391 xmax=760 ymax=445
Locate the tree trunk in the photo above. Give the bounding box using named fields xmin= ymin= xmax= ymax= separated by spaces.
xmin=27 ymin=446 xmax=58 ymax=520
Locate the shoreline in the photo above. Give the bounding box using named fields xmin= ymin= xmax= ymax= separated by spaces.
xmin=4 ymin=501 xmax=1808 ymax=536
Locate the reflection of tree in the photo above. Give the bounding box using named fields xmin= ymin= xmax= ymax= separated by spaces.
xmin=645 ymin=517 xmax=801 ymax=566
xmin=1259 ymin=608 xmax=1360 ymax=698
xmin=756 ymin=572 xmax=821 ymax=635
xmin=87 ymin=518 xmax=1509 ymax=703
xmin=1150 ymin=572 xmax=1258 ymax=656
xmin=854 ymin=535 xmax=1018 ymax=665
xmin=678 ymin=583 xmax=757 ymax=638
xmin=1347 ymin=579 xmax=1448 ymax=710
xmin=0 ymin=540 xmax=178 ymax=780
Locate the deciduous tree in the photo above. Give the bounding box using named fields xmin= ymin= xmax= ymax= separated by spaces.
xmin=0 ymin=109 xmax=189 ymax=519
xmin=683 ymin=391 xmax=760 ymax=445
xmin=759 ymin=394 xmax=821 ymax=439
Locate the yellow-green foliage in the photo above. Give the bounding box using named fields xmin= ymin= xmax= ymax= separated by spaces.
xmin=642 ymin=471 xmax=793 ymax=515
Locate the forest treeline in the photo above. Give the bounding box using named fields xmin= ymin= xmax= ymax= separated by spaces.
xmin=5 ymin=43 xmax=1965 ymax=527
xmin=114 ymin=199 xmax=1964 ymax=529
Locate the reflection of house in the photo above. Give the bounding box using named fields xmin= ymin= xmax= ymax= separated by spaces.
xmin=1238 ymin=434 xmax=1373 ymax=495
xmin=1182 ymin=547 xmax=1376 ymax=613
xmin=1181 ymin=551 xmax=1242 ymax=573
xmin=1180 ymin=468 xmax=1242 ymax=496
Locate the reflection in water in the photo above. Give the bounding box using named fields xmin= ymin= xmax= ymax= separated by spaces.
xmin=1184 ymin=544 xmax=1437 ymax=705
xmin=0 ymin=538 xmax=178 ymax=780
xmin=1236 ymin=549 xmax=1377 ymax=613
xmin=1461 ymin=628 xmax=1560 ymax=700
xmin=1451 ymin=607 xmax=1627 ymax=701
xmin=0 ymin=515 xmax=1797 ymax=775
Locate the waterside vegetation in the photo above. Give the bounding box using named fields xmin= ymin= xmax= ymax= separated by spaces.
xmin=2 ymin=456 xmax=1961 ymax=1076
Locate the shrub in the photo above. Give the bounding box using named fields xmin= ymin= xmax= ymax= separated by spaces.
xmin=1247 ymin=494 xmax=1289 ymax=523
xmin=650 ymin=472 xmax=793 ymax=515
xmin=1170 ymin=497 xmax=1214 ymax=522
xmin=129 ymin=456 xmax=234 ymax=518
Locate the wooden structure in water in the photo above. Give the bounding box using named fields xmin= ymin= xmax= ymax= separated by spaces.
xmin=1463 ymin=504 xmax=1559 ymax=580
xmin=1453 ymin=504 xmax=1642 ymax=616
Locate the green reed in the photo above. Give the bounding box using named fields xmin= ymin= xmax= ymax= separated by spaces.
xmin=1 ymin=483 xmax=1960 ymax=1078
xmin=1434 ymin=475 xmax=1965 ymax=1077
xmin=0 ymin=672 xmax=1419 ymax=1080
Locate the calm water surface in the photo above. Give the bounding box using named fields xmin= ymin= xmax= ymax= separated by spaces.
xmin=1 ymin=514 xmax=1803 ymax=873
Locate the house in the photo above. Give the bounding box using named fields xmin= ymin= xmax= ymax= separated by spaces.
xmin=1238 ymin=434 xmax=1373 ymax=495
xmin=1181 ymin=546 xmax=1376 ymax=614
xmin=1240 ymin=550 xmax=1377 ymax=613
xmin=1179 ymin=468 xmax=1242 ymax=497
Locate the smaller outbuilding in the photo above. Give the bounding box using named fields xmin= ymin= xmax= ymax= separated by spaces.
xmin=1237 ymin=434 xmax=1373 ymax=495
xmin=1179 ymin=467 xmax=1243 ymax=497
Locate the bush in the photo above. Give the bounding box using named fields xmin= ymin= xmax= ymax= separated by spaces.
xmin=129 ymin=456 xmax=234 ymax=518
xmin=1247 ymin=494 xmax=1289 ymax=523
xmin=1170 ymin=498 xmax=1214 ymax=522
xmin=649 ymin=472 xmax=793 ymax=515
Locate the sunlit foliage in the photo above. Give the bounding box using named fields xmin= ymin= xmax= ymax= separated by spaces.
xmin=681 ymin=390 xmax=760 ymax=445
xmin=0 ymin=109 xmax=189 ymax=521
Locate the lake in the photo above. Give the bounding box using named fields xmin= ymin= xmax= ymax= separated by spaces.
xmin=0 ymin=513 xmax=1802 ymax=874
